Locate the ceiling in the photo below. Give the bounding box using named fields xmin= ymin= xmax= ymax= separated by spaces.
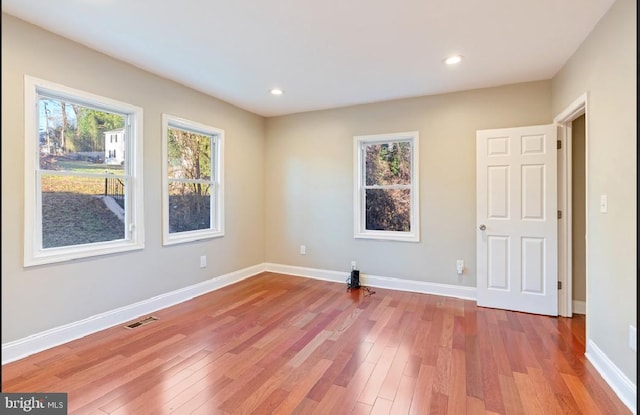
xmin=2 ymin=0 xmax=615 ymax=117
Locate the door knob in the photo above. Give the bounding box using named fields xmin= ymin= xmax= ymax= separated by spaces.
xmin=479 ymin=224 xmax=486 ymax=231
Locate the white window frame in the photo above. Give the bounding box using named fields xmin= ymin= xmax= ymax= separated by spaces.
xmin=353 ymin=131 xmax=420 ymax=242
xmin=162 ymin=114 xmax=224 ymax=245
xmin=24 ymin=76 xmax=145 ymax=266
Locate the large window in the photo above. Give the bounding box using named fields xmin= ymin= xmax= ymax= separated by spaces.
xmin=24 ymin=76 xmax=144 ymax=266
xmin=354 ymin=131 xmax=419 ymax=242
xmin=162 ymin=114 xmax=224 ymax=245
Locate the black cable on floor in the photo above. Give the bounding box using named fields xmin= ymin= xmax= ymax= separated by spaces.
xmin=361 ymin=286 xmax=376 ymax=296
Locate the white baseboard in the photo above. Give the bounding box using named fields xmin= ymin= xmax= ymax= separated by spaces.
xmin=6 ymin=260 xmax=632 ymax=415
xmin=586 ymin=339 xmax=637 ymax=414
xmin=265 ymin=263 xmax=348 ymax=284
xmin=572 ymin=300 xmax=586 ymax=315
xmin=1 ymin=264 xmax=266 ymax=365
xmin=2 ymin=263 xmax=473 ymax=365
xmin=265 ymin=263 xmax=477 ymax=300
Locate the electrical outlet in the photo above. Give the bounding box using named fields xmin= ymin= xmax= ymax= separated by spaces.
xmin=456 ymin=260 xmax=464 ymax=275
xmin=600 ymin=194 xmax=608 ymax=213
xmin=200 ymin=255 xmax=207 ymax=268
xmin=351 ymin=261 xmax=357 ymax=270
xmin=630 ymin=325 xmax=636 ymax=352
xmin=299 ymin=245 xmax=306 ymax=255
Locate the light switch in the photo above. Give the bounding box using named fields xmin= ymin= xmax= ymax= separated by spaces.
xmin=600 ymin=195 xmax=608 ymax=213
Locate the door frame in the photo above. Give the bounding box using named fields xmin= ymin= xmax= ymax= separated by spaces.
xmin=555 ymin=93 xmax=588 ymax=318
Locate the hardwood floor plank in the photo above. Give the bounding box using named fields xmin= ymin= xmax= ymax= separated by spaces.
xmin=306 ymin=351 xmax=350 ymax=401
xmin=402 ymin=354 xmax=422 ymax=379
xmin=409 ymin=320 xmax=432 ymax=359
xmin=514 ymin=371 xmax=546 ymax=414
xmin=365 ymin=305 xmax=396 ymax=344
xmin=370 ymin=397 xmax=393 ymax=415
xmin=248 ymin=387 xmax=291 ymax=414
xmin=377 ymin=344 xmax=410 ymax=400
xmin=289 ymin=397 xmax=318 ymax=414
xmin=464 ymin=334 xmax=484 ymax=400
xmin=288 ymin=329 xmax=333 ymax=368
xmin=71 ymin=355 xmax=187 ymax=414
xmin=327 ymin=307 xmax=365 ymax=340
xmin=368 ymin=294 xmax=393 ymax=321
xmin=554 ymin=391 xmax=585 ymax=415
xmin=466 ymin=396 xmax=486 ymax=414
xmin=389 ymin=374 xmax=416 ymax=415
xmin=561 ymin=372 xmax=605 ymax=415
xmin=340 ymin=360 xmax=376 ymax=414
xmin=447 ymin=348 xmax=467 ymax=415
xmin=208 ymin=362 xmax=272 ymax=412
xmin=271 ymin=358 xmax=332 ymax=414
xmin=310 ymin=383 xmax=346 ymax=415
xmin=223 ymin=358 xmax=291 ymax=414
xmin=429 ymin=390 xmax=449 ymax=414
xmin=432 ymin=346 xmax=452 ymax=395
xmin=107 ymin=351 xmax=239 ymax=414
xmin=439 ymin=311 xmax=455 ymax=349
xmin=357 ymin=345 xmax=398 ymax=406
xmin=331 ymin=340 xmax=373 ymax=388
xmin=166 ymin=373 xmax=233 ymax=414
xmin=67 ymin=356 xmax=166 ymax=412
xmin=1 ymin=272 xmax=631 ymax=415
xmin=527 ymin=366 xmax=566 ymax=414
xmin=452 ymin=315 xmax=466 ymax=351
xmin=422 ymin=309 xmax=445 ymax=366
xmin=475 ymin=311 xmax=506 ymax=414
xmin=498 ymin=373 xmax=526 ymax=415
xmin=501 ymin=327 xmax=528 ymax=374
xmin=352 ymin=401 xmax=373 ymax=415
xmin=408 ymin=364 xmax=435 ymax=415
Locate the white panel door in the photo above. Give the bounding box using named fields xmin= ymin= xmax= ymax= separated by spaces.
xmin=476 ymin=125 xmax=558 ymax=315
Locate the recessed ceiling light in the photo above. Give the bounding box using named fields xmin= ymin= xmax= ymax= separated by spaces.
xmin=270 ymin=88 xmax=284 ymax=96
xmin=444 ymin=55 xmax=463 ymax=65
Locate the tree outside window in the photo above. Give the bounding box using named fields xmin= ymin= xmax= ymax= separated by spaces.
xmin=162 ymin=115 xmax=224 ymax=245
xmin=354 ymin=132 xmax=419 ymax=242
xmin=24 ymin=76 xmax=144 ymax=266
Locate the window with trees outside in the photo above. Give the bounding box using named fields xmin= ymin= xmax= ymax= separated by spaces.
xmin=354 ymin=131 xmax=419 ymax=242
xmin=24 ymin=76 xmax=144 ymax=266
xmin=162 ymin=114 xmax=224 ymax=245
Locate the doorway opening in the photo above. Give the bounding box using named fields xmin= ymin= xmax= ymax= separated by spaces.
xmin=556 ymin=93 xmax=588 ymax=319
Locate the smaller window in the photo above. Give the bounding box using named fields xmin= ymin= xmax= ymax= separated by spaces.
xmin=354 ymin=131 xmax=419 ymax=242
xmin=162 ymin=114 xmax=224 ymax=245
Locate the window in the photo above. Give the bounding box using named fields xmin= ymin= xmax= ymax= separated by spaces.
xmin=354 ymin=131 xmax=419 ymax=242
xmin=162 ymin=114 xmax=224 ymax=245
xmin=24 ymin=76 xmax=144 ymax=266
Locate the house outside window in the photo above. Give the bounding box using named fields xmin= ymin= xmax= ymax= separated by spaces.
xmin=354 ymin=131 xmax=419 ymax=242
xmin=162 ymin=114 xmax=224 ymax=245
xmin=105 ymin=129 xmax=125 ymax=165
xmin=24 ymin=76 xmax=144 ymax=266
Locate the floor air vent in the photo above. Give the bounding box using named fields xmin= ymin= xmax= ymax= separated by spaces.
xmin=124 ymin=316 xmax=158 ymax=329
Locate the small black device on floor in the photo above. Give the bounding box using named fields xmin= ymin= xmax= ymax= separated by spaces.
xmin=347 ymin=269 xmax=360 ymax=291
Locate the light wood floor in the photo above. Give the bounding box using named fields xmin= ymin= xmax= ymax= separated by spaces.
xmin=2 ymin=272 xmax=631 ymax=414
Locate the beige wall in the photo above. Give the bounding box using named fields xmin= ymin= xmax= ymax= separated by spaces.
xmin=265 ymin=82 xmax=552 ymax=285
xmin=552 ymin=0 xmax=636 ymax=384
xmin=1 ymin=14 xmax=266 ymax=343
xmin=572 ymin=115 xmax=586 ymax=303
xmin=2 ymin=0 xmax=635 ymax=396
